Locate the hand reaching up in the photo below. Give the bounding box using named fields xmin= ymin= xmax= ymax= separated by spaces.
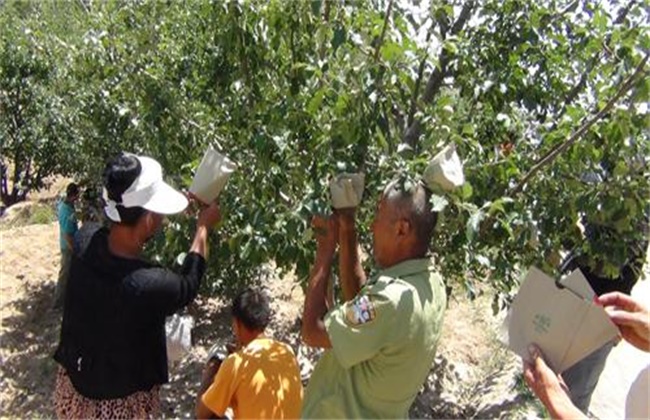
xmin=197 ymin=201 xmax=221 ymax=228
xmin=312 ymin=214 xmax=339 ymax=260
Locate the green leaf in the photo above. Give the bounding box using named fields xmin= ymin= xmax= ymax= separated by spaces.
xmin=462 ymin=124 xmax=475 ymax=136
xmin=442 ymin=39 xmax=458 ymax=55
xmin=381 ymin=42 xmax=403 ymax=61
xmin=307 ymin=89 xmax=325 ymax=115
xmin=460 ymin=183 xmax=473 ymax=200
xmin=332 ymin=26 xmax=346 ymax=50
xmin=310 ymin=0 xmax=322 ymax=16
xmin=613 ymin=161 xmax=627 ymax=177
xmin=593 ymin=10 xmax=607 ymax=34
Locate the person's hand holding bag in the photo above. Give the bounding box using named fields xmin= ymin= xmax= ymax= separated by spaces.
xmin=597 ymin=292 xmax=650 ymax=352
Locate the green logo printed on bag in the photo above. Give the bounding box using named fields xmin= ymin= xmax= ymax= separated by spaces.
xmin=533 ymin=314 xmax=551 ymax=334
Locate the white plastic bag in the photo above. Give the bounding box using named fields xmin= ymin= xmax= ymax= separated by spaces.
xmin=422 ymin=144 xmax=465 ymax=192
xmin=329 ymin=173 xmax=365 ymax=209
xmin=165 ymin=314 xmax=194 ymax=363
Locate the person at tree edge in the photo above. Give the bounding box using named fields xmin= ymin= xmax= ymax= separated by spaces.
xmin=53 ymin=182 xmax=80 ymax=309
xmin=53 ymin=153 xmax=221 ymax=418
xmin=301 ymin=179 xmax=447 ymax=418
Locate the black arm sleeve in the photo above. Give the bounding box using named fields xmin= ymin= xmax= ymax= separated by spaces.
xmin=126 ymin=252 xmax=207 ymax=316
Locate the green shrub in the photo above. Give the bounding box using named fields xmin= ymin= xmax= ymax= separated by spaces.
xmin=29 ymin=204 xmax=56 ymax=225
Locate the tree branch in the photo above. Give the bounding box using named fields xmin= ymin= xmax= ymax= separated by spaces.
xmin=402 ymin=0 xmax=476 ymax=147
xmin=317 ymin=0 xmax=331 ymax=89
xmin=423 ymin=0 xmax=475 ymax=104
xmin=509 ymin=53 xmax=648 ymax=196
xmin=548 ymin=0 xmax=580 ymax=25
xmin=373 ymin=0 xmax=394 ymax=62
xmin=391 ymin=103 xmax=406 ymax=134
xmin=558 ymin=0 xmax=636 ymax=117
xmin=449 ymin=0 xmax=475 ymax=36
xmin=407 ymin=27 xmax=435 ymax=127
xmin=358 ymin=0 xmax=395 ymax=171
xmin=323 ymin=0 xmax=330 ymax=22
xmin=533 ymin=0 xmax=638 ymax=160
xmin=0 ymin=161 xmax=8 ymax=204
xmin=77 ymin=0 xmax=90 ymax=14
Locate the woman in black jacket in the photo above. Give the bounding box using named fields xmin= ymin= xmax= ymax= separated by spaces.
xmin=53 ymin=153 xmax=221 ymax=418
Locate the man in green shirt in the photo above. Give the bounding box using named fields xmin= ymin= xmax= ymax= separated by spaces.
xmin=301 ymin=179 xmax=446 ymax=418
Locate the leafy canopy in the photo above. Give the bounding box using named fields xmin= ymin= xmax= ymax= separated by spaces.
xmin=1 ymin=0 xmax=648 ymax=302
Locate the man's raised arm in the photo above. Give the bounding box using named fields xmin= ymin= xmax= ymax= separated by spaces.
xmin=301 ymin=215 xmax=338 ymax=348
xmin=337 ymin=209 xmax=366 ymax=302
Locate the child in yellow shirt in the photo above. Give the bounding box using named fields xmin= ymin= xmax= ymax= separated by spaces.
xmin=195 ymin=288 xmax=303 ymax=419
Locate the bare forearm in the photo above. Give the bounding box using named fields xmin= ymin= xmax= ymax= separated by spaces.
xmin=302 ymin=256 xmax=333 ymax=348
xmin=195 ymin=360 xmax=221 ymax=419
xmin=546 ymin=395 xmax=587 ymax=420
xmin=190 ymin=225 xmax=209 ymax=258
xmin=198 ymin=360 xmax=220 ymax=395
xmin=338 ymin=224 xmax=366 ymax=302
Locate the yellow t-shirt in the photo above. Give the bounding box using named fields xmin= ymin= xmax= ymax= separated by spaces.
xmin=202 ymin=337 xmax=303 ymax=419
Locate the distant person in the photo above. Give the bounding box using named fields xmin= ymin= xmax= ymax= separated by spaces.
xmin=79 ymin=185 xmax=105 ymax=225
xmin=53 ymin=153 xmax=221 ymax=418
xmin=523 ymin=292 xmax=650 ymax=420
xmin=195 ymin=288 xmax=303 ymax=419
xmin=559 ymin=206 xmax=649 ymax=413
xmin=53 ymin=182 xmax=79 ymax=309
xmin=301 ymin=180 xmax=447 ymax=418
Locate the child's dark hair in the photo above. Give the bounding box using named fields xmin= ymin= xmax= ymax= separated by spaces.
xmin=232 ymin=288 xmax=271 ymax=332
xmin=103 ymin=153 xmax=146 ymax=225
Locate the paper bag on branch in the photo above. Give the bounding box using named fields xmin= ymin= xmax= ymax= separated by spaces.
xmin=189 ymin=146 xmax=237 ymax=204
xmin=329 ymin=173 xmax=365 ymax=209
xmin=422 ymin=144 xmax=465 ymax=192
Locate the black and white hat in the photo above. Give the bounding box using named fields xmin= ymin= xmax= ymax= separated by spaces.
xmin=103 ymin=155 xmax=188 ymax=222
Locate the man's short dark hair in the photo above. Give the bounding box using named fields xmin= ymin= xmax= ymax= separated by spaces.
xmin=103 ymin=153 xmax=146 ymax=225
xmin=66 ymin=183 xmax=80 ymax=198
xmin=384 ymin=180 xmax=438 ymax=257
xmin=232 ymin=288 xmax=271 ymax=332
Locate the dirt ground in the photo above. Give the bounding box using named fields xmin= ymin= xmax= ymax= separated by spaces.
xmin=0 ymin=183 xmax=539 ymax=418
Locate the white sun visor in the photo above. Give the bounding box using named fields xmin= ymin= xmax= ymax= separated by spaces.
xmin=104 ymin=156 xmax=188 ymax=222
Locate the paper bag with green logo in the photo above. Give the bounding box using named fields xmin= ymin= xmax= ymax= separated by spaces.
xmin=503 ymin=267 xmax=618 ymax=373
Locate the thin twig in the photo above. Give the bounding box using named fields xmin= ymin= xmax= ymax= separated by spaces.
xmin=77 ymin=0 xmax=90 ymax=14
xmin=407 ymin=26 xmax=435 ymax=127
xmin=509 ymin=53 xmax=648 ymax=196
xmin=562 ymin=0 xmax=636 ymax=106
xmin=373 ymin=0 xmax=395 ymax=62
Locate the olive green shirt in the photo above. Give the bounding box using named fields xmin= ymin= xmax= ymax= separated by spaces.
xmin=302 ymin=258 xmax=446 ymax=419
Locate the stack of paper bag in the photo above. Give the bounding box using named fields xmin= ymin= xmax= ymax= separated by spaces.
xmin=189 ymin=146 xmax=237 ymax=204
xmin=330 ymin=173 xmax=365 ymax=209
xmin=503 ymin=267 xmax=618 ymax=373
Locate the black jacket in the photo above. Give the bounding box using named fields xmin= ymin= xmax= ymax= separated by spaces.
xmin=54 ymin=226 xmax=206 ymax=399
